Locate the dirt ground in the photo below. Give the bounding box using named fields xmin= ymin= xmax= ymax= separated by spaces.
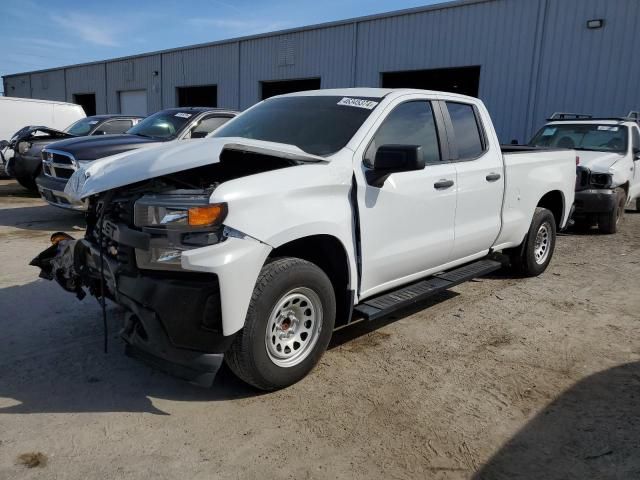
xmin=0 ymin=178 xmax=639 ymax=480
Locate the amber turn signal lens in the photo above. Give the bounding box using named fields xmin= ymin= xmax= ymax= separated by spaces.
xmin=188 ymin=204 xmax=226 ymax=226
xmin=50 ymin=232 xmax=73 ymax=245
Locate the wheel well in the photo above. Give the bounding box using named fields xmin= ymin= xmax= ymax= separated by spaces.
xmin=268 ymin=235 xmax=352 ymax=327
xmin=620 ymin=182 xmax=630 ymax=197
xmin=537 ymin=190 xmax=564 ymax=229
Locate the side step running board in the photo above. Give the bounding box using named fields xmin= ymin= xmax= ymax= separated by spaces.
xmin=353 ymin=259 xmax=502 ymax=321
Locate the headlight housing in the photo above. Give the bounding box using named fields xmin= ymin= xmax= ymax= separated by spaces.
xmin=133 ymin=194 xmax=227 ymax=270
xmin=17 ymin=141 xmax=31 ymax=155
xmin=590 ymin=173 xmax=613 ymax=189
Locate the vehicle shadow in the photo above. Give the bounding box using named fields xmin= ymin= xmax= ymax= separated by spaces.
xmin=0 ymin=204 xmax=85 ymax=232
xmin=0 ymin=179 xmax=39 ymax=198
xmin=473 ymin=361 xmax=640 ymax=479
xmin=329 ymin=290 xmax=459 ymax=349
xmin=0 ymin=280 xmax=259 ymax=416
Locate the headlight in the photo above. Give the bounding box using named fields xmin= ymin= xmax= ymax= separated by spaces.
xmin=133 ymin=194 xmax=227 ymax=270
xmin=17 ymin=141 xmax=31 ymax=155
xmin=590 ymin=173 xmax=613 ymax=188
xmin=134 ymin=196 xmax=226 ymax=229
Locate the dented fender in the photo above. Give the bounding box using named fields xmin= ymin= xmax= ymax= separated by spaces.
xmin=181 ymin=236 xmax=272 ymax=335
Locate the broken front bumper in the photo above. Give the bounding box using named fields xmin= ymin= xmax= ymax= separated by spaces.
xmin=31 ymin=230 xmax=271 ymax=384
xmin=573 ymin=188 xmax=618 ymax=215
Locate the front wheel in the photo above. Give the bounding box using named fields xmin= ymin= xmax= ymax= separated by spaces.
xmin=509 ymin=207 xmax=557 ymax=277
xmin=598 ymin=187 xmax=625 ymax=234
xmin=225 ymin=257 xmax=336 ymax=390
xmin=15 ymin=174 xmax=38 ymax=192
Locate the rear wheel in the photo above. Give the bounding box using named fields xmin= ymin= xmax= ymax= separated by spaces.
xmin=225 ymin=257 xmax=336 ymax=390
xmin=598 ymin=188 xmax=625 ymax=234
xmin=510 ymin=207 xmax=556 ymax=277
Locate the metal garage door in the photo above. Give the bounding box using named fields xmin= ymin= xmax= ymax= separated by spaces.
xmin=119 ymin=90 xmax=147 ymax=116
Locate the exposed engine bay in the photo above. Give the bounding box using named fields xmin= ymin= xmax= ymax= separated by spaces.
xmin=32 ymin=148 xmax=297 ymax=299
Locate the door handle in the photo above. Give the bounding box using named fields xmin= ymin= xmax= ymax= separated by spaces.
xmin=486 ymin=173 xmax=502 ymax=182
xmin=434 ymin=179 xmax=455 ymax=189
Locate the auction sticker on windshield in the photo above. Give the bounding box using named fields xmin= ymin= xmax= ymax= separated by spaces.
xmin=175 ymin=113 xmax=192 ymax=118
xmin=337 ymin=98 xmax=379 ymax=110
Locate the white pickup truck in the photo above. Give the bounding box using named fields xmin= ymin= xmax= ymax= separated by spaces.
xmin=32 ymin=89 xmax=576 ymax=390
xmin=530 ymin=112 xmax=640 ymax=233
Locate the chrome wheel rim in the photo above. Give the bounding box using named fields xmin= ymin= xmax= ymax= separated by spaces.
xmin=265 ymin=287 xmax=323 ymax=368
xmin=534 ymin=222 xmax=552 ymax=265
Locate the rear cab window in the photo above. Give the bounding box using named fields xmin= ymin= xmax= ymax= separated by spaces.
xmin=445 ymin=102 xmax=487 ymax=160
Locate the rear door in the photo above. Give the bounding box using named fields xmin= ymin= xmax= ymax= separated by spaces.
xmin=355 ymin=97 xmax=457 ymax=298
xmin=441 ymin=100 xmax=503 ymax=260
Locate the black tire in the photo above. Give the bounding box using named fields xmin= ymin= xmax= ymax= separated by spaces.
xmin=636 ymin=197 xmax=640 ymax=212
xmin=225 ymin=257 xmax=336 ymax=391
xmin=598 ymin=187 xmax=625 ymax=234
xmin=510 ymin=207 xmax=557 ymax=277
xmin=15 ymin=174 xmax=38 ymax=192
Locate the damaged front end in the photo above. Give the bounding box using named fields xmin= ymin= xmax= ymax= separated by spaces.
xmin=30 ymin=147 xmax=294 ymax=384
xmin=4 ymin=126 xmax=73 ymax=179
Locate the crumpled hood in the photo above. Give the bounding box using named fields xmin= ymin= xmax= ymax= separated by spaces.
xmin=576 ymin=150 xmax=625 ymax=172
xmin=9 ymin=125 xmax=72 ymax=145
xmin=65 ymin=137 xmax=327 ymax=200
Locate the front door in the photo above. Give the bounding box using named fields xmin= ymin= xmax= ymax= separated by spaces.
xmin=355 ymin=99 xmax=457 ymax=298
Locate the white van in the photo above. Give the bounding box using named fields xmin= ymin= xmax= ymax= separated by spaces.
xmin=0 ymin=97 xmax=86 ymax=142
xmin=0 ymin=97 xmax=86 ymax=175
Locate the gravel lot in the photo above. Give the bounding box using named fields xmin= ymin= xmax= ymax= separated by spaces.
xmin=1 ymin=178 xmax=639 ymax=480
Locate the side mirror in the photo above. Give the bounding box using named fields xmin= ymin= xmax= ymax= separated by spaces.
xmin=366 ymin=145 xmax=424 ymax=187
xmin=511 ymin=139 xmax=519 ymax=145
xmin=0 ymin=140 xmax=8 ymax=149
xmin=93 ymin=130 xmax=107 ymax=135
xmin=190 ymin=131 xmax=208 ymax=139
xmin=634 ymin=147 xmax=640 ymax=160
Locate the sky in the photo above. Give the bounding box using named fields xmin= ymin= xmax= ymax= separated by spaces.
xmin=0 ymin=0 xmax=442 ymax=86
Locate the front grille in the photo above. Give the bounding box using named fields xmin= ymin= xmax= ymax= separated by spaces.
xmin=42 ymin=149 xmax=77 ymax=179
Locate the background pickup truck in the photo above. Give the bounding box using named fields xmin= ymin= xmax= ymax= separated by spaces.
xmin=33 ymin=88 xmax=576 ymax=391
xmin=35 ymin=107 xmax=237 ymax=210
xmin=530 ymin=112 xmax=640 ymax=233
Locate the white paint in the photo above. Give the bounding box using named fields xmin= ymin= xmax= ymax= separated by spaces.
xmin=66 ymin=89 xmax=577 ymax=335
xmin=0 ymin=96 xmax=85 ymax=141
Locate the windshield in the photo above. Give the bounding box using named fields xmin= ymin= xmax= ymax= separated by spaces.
xmin=126 ymin=110 xmax=196 ymax=140
xmin=530 ymin=124 xmax=629 ymax=153
xmin=65 ymin=118 xmax=100 ymax=136
xmin=212 ymin=96 xmax=380 ymax=156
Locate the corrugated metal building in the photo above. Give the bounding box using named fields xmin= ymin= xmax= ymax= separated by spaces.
xmin=3 ymin=0 xmax=639 ymax=143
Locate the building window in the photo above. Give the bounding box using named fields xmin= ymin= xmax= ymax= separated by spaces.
xmin=261 ymin=78 xmax=321 ymax=100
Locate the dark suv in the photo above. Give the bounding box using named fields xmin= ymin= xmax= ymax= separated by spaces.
xmin=7 ymin=115 xmax=142 ymax=191
xmin=36 ymin=107 xmax=237 ymax=210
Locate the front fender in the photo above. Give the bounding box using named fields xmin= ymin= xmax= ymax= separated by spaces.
xmin=181 ymin=237 xmax=272 ymax=335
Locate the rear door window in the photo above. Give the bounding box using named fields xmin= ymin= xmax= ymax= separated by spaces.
xmin=446 ymin=102 xmax=486 ymax=159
